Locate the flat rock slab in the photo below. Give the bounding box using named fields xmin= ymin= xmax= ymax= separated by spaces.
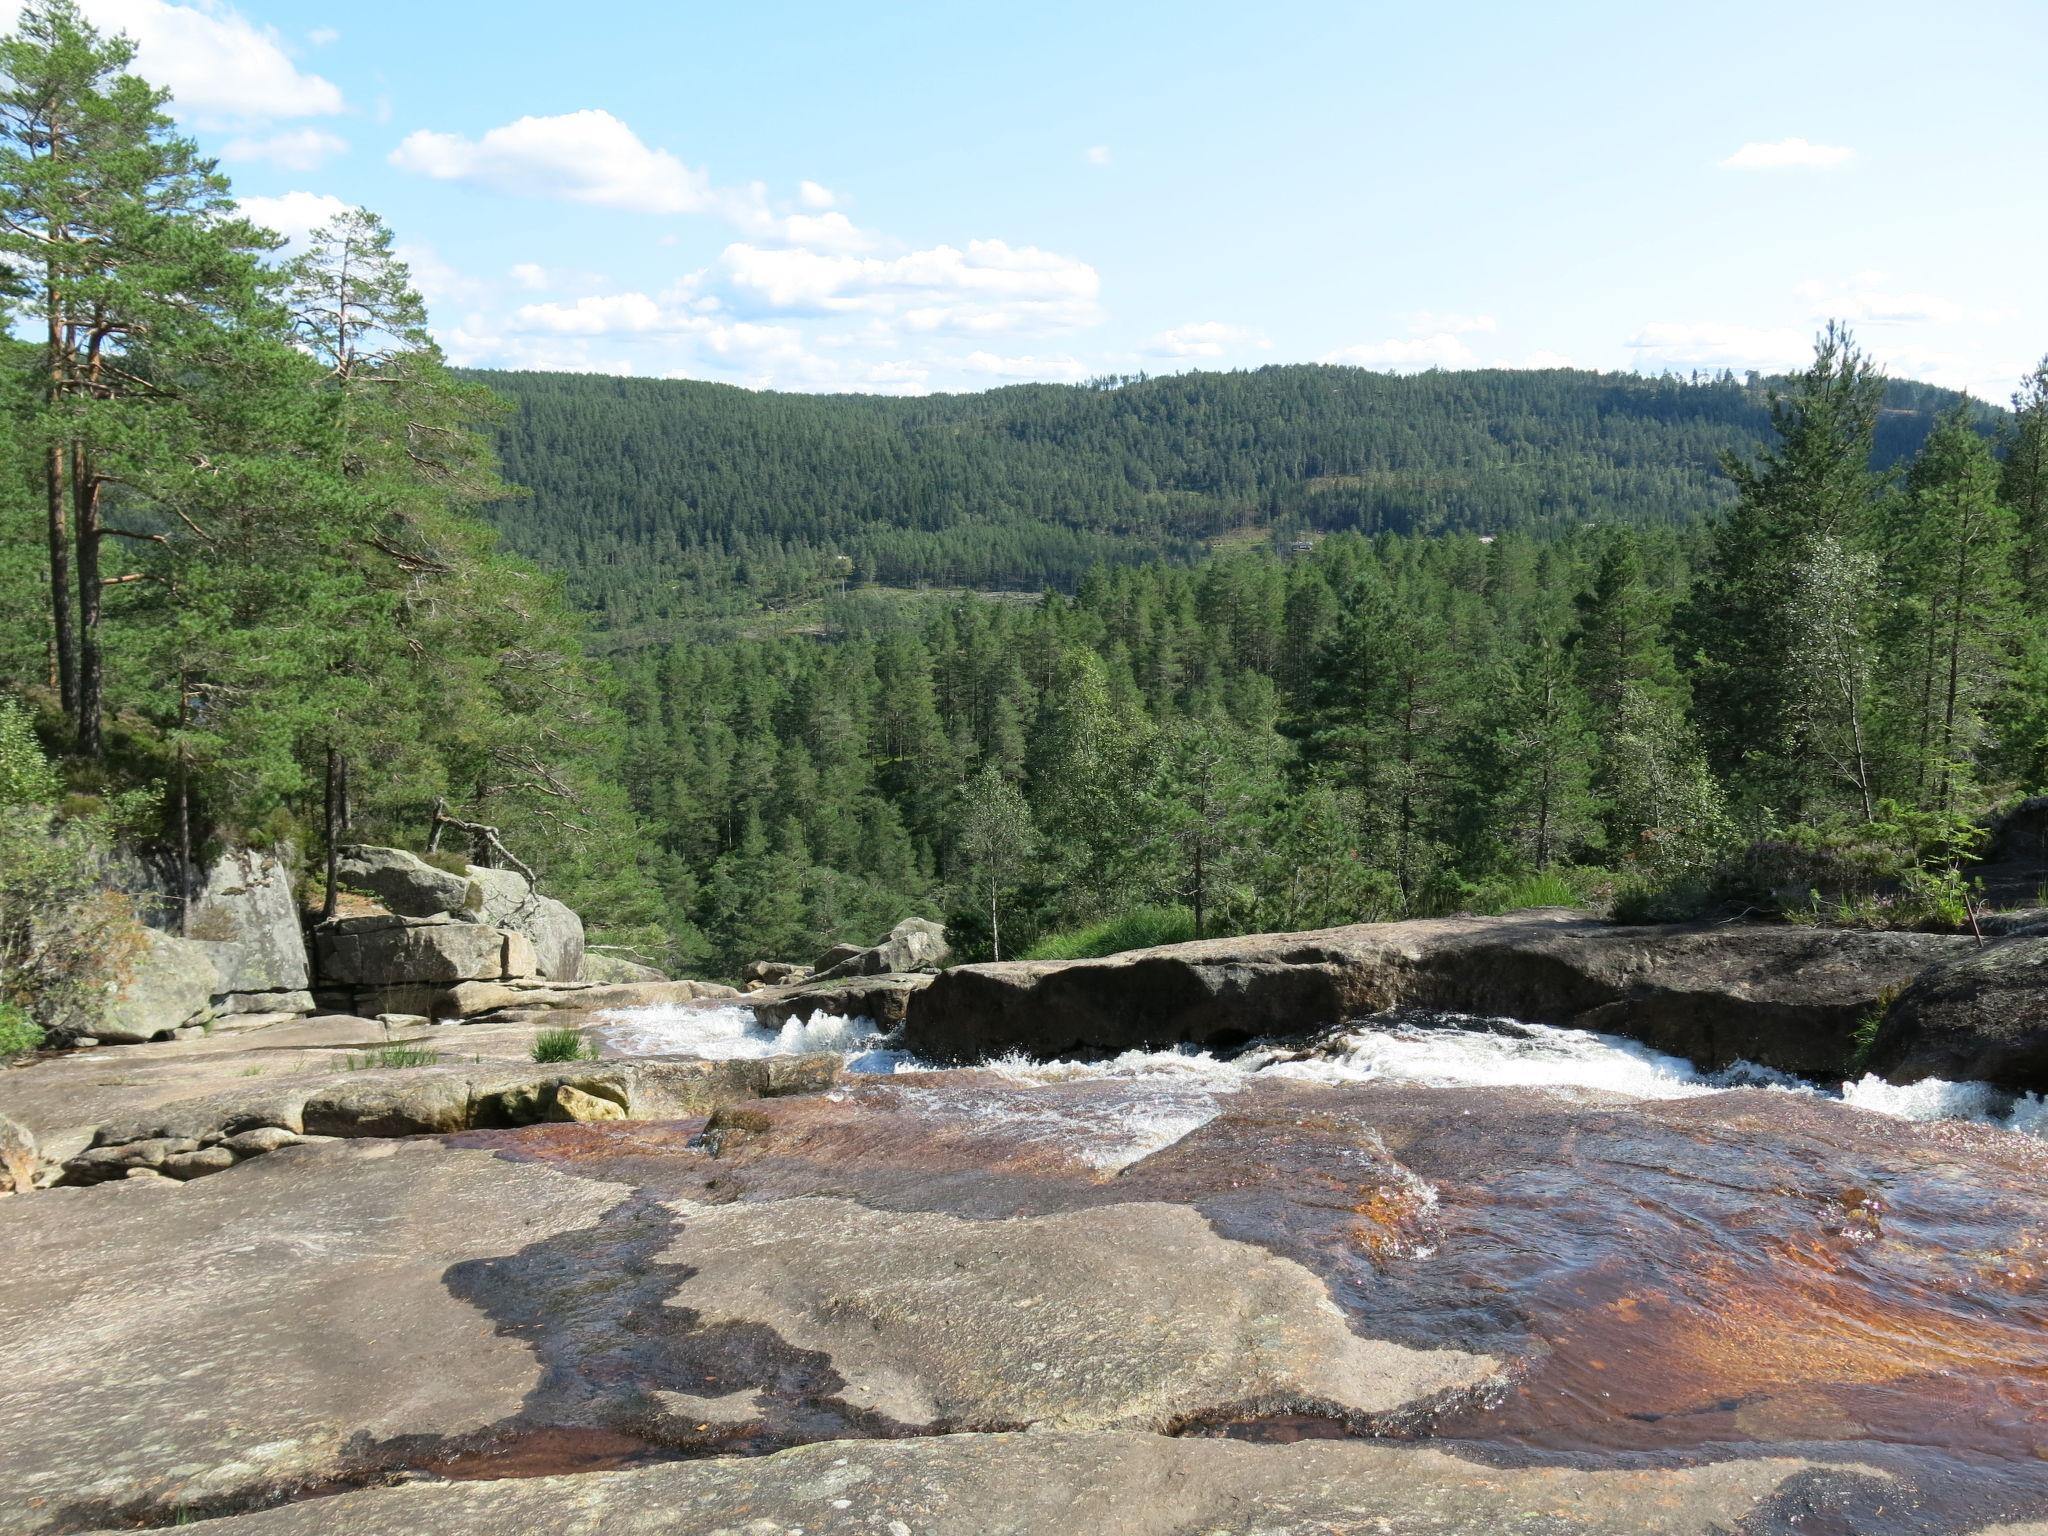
xmin=1 ymin=1141 xmax=627 ymax=1532
xmin=4 ymin=1130 xmax=1486 ymax=1533
xmin=903 ymin=910 xmax=1977 ymax=1074
xmin=0 ymin=1014 xmax=576 ymax=1149
xmin=659 ymin=1196 xmax=1494 ymax=1430
xmin=120 ymin=1431 xmax=1860 ymax=1536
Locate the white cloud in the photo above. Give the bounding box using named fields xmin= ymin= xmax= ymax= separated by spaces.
xmin=509 ymin=262 xmax=550 ymax=291
xmin=798 ymin=180 xmax=838 ymax=209
xmin=961 ymin=350 xmax=1090 ymax=381
xmin=781 ymin=211 xmax=877 ymax=253
xmin=1146 ymin=321 xmax=1271 ymax=358
xmin=221 ymin=126 xmax=347 ymax=171
xmin=1322 ymin=333 xmax=1478 ymax=371
xmin=308 ymin=25 xmax=338 ymax=45
xmin=514 ymin=292 xmax=676 ymax=335
xmin=1794 ymin=273 xmax=2016 ymax=328
xmin=45 ymin=0 xmax=346 ymax=125
xmin=235 ymin=189 xmax=349 ymax=247
xmin=1408 ymin=310 xmax=1495 ymax=336
xmin=716 ymin=238 xmax=1101 ymax=333
xmin=1718 ymin=137 xmax=1854 ymax=171
xmin=391 ymin=109 xmax=718 ymax=215
xmin=1625 ymin=321 xmax=1810 ymax=374
xmin=1084 ymin=145 xmax=1111 ymax=166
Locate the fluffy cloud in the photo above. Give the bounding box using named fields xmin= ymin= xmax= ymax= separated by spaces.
xmin=1146 ymin=321 xmax=1270 ymax=358
xmin=34 ymin=0 xmax=346 ymax=125
xmin=1321 ymin=333 xmax=1478 ymax=371
xmin=509 ymin=262 xmax=550 ymax=291
xmin=780 ymin=211 xmax=877 ymax=253
xmin=1084 ymin=145 xmax=1111 ymax=166
xmin=1718 ymin=137 xmax=1854 ymax=171
xmin=1793 ymin=273 xmax=2017 ymax=328
xmin=797 ymin=181 xmax=838 ymax=209
xmin=1624 ymin=321 xmax=1810 ymax=373
xmin=235 ymin=189 xmax=349 ymax=247
xmin=391 ymin=110 xmax=718 ymax=215
xmin=221 ymin=126 xmax=347 ymax=171
xmin=960 ymin=350 xmax=1090 ymax=380
xmin=716 ymin=238 xmax=1101 ymax=332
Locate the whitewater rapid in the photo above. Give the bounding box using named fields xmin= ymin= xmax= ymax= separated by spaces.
xmin=594 ymin=1002 xmax=2048 ymax=1140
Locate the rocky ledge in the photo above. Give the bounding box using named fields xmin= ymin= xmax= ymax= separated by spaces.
xmin=902 ymin=909 xmax=1999 ymax=1079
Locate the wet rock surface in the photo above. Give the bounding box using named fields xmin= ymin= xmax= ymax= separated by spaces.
xmin=104 ymin=1433 xmax=1866 ymax=1536
xmin=0 ymin=1048 xmax=2041 ymax=1533
xmin=1867 ymin=936 xmax=2048 ymax=1091
xmin=903 ymin=911 xmax=1978 ymax=1075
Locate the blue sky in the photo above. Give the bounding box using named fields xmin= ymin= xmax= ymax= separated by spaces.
xmin=34 ymin=0 xmax=2048 ymax=397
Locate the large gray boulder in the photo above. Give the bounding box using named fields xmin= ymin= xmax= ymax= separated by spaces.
xmin=336 ymin=846 xmax=584 ymax=980
xmin=580 ymin=952 xmax=668 ymax=984
xmin=95 ymin=928 xmax=218 ymax=1044
xmin=1864 ymin=937 xmax=2048 ymax=1092
xmin=902 ymin=911 xmax=1975 ymax=1076
xmin=313 ymin=913 xmax=510 ymax=986
xmin=814 ymin=916 xmax=948 ymax=980
xmin=187 ymin=844 xmax=311 ymax=1007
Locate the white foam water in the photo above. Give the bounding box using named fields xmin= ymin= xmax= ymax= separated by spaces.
xmin=594 ymin=1001 xmax=2048 ymax=1143
xmin=594 ymin=1003 xmax=904 ymax=1071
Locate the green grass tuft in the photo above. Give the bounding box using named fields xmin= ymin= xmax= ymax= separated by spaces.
xmin=1020 ymin=906 xmax=1197 ymax=961
xmin=531 ymin=1026 xmax=598 ymax=1064
xmin=0 ymin=1000 xmax=43 ymax=1060
xmin=344 ymin=1044 xmax=440 ymax=1071
xmin=1475 ymin=868 xmax=1583 ymax=914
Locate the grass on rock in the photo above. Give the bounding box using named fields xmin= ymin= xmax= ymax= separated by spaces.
xmin=1021 ymin=906 xmax=1197 ymax=961
xmin=532 ymin=1026 xmax=598 ymax=1063
xmin=344 ymin=1044 xmax=440 ymax=1071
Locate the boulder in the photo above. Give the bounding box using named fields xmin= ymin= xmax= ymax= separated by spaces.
xmin=1863 ymin=937 xmax=2048 ymax=1092
xmin=743 ymin=958 xmax=811 ymax=985
xmin=314 ymin=913 xmax=507 ymax=986
xmin=581 ymin=952 xmax=668 ymax=983
xmin=751 ymin=971 xmax=932 ymax=1030
xmin=499 ymin=929 xmax=540 ymax=981
xmin=95 ymin=929 xmax=218 ymax=1044
xmin=553 ymin=1083 xmax=626 ymax=1122
xmin=187 ymin=844 xmax=311 ymax=1001
xmin=334 ymin=845 xmax=478 ymax=920
xmin=336 ymin=845 xmax=585 ymax=981
xmin=0 ymin=1115 xmax=36 ymax=1195
xmin=212 ymin=989 xmax=316 ymax=1016
xmin=814 ymin=916 xmax=949 ymax=981
xmin=466 ymin=864 xmax=585 ymax=981
xmin=902 ymin=911 xmax=1976 ymax=1077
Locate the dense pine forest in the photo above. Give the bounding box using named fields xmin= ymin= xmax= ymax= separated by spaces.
xmin=476 ymin=365 xmax=1976 ymax=641
xmin=2 ymin=2 xmax=2046 ymax=1041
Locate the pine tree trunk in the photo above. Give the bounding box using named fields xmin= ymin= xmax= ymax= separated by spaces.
xmin=72 ymin=449 xmax=102 ymax=759
xmin=44 ymin=246 xmax=76 ymax=720
xmin=176 ymin=672 xmax=192 ymax=937
xmin=321 ymin=746 xmax=341 ymax=923
xmin=44 ymin=443 xmax=75 ymax=720
xmin=1936 ymin=535 xmax=1971 ymax=813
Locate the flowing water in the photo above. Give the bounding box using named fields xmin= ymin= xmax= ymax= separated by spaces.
xmin=580 ymin=1000 xmax=2048 ymax=1529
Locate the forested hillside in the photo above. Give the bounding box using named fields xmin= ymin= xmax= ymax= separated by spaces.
xmin=606 ymin=332 xmax=2048 ymax=974
xmin=475 ymin=364 xmax=1972 ymax=640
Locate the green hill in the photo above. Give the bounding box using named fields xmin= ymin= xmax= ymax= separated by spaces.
xmin=471 ymin=364 xmax=1973 ymax=642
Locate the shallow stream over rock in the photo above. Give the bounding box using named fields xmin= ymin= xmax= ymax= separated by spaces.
xmin=6 ymin=1001 xmax=2047 ymax=1533
xmin=587 ymin=1001 xmax=2048 ymax=1531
